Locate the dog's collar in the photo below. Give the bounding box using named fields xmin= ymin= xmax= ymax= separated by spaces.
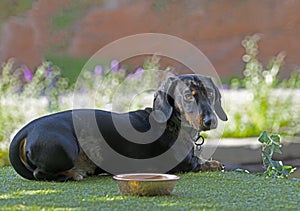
xmin=193 ymin=133 xmax=205 ymax=151
xmin=167 ymin=114 xmax=205 ymax=149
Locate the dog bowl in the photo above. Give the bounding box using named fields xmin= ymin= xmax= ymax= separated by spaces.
xmin=113 ymin=173 xmax=180 ymax=196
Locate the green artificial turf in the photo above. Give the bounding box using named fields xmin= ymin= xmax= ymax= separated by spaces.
xmin=0 ymin=167 xmax=299 ymax=210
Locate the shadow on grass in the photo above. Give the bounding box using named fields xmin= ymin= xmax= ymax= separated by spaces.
xmin=1 ymin=167 xmax=299 ymax=210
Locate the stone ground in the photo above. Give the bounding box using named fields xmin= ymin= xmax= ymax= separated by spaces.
xmin=208 ymin=89 xmax=300 ymax=174
xmin=204 ymin=137 xmax=300 ymax=174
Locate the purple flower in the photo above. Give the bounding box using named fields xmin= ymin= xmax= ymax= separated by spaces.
xmin=22 ymin=65 xmax=33 ymax=82
xmin=221 ymin=84 xmax=230 ymax=90
xmin=46 ymin=71 xmax=52 ymax=78
xmin=94 ymin=65 xmax=103 ymax=76
xmin=46 ymin=63 xmax=52 ymax=78
xmin=128 ymin=67 xmax=144 ymax=79
xmin=167 ymin=71 xmax=176 ymax=78
xmin=110 ymin=59 xmax=119 ymax=73
xmin=134 ymin=67 xmax=144 ymax=77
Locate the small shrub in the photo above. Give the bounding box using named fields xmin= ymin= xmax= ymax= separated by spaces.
xmin=224 ymin=34 xmax=300 ymax=137
xmin=0 ymin=56 xmax=173 ymax=166
xmin=74 ymin=55 xmax=173 ymax=112
xmin=258 ymin=131 xmax=296 ymax=178
xmin=0 ymin=59 xmax=71 ymax=166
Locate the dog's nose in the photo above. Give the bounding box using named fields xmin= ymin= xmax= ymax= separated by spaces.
xmin=203 ymin=115 xmax=217 ymax=130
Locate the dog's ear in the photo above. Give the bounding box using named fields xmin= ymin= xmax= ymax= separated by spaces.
xmin=152 ymin=77 xmax=177 ymax=123
xmin=213 ymin=83 xmax=228 ymax=121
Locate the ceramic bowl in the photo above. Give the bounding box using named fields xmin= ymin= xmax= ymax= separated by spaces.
xmin=113 ymin=173 xmax=180 ymax=196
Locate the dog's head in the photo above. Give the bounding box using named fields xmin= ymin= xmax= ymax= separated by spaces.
xmin=153 ymin=74 xmax=227 ymax=131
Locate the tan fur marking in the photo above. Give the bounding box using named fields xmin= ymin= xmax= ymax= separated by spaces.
xmin=184 ymin=113 xmax=203 ymax=130
xmin=69 ymin=147 xmax=98 ymax=178
xmin=201 ymin=160 xmax=224 ymax=171
xmin=19 ymin=138 xmax=33 ymax=171
xmin=176 ymin=103 xmax=184 ymax=113
xmin=57 ymin=148 xmax=97 ymax=181
xmin=61 ymin=170 xmax=84 ymax=181
xmin=191 ymin=90 xmax=197 ymax=96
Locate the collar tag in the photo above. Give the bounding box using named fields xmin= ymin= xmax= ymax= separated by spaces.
xmin=194 ymin=134 xmax=205 ymax=157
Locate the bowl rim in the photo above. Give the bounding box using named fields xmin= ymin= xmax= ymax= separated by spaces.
xmin=113 ymin=173 xmax=180 ymax=181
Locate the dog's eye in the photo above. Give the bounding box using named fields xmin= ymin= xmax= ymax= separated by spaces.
xmin=191 ymin=90 xmax=197 ymax=96
xmin=184 ymin=93 xmax=194 ymax=101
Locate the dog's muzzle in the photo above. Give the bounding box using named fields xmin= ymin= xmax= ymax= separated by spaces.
xmin=202 ymin=114 xmax=218 ymax=131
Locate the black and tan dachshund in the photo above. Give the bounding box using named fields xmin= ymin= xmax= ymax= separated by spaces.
xmin=9 ymin=74 xmax=227 ymax=181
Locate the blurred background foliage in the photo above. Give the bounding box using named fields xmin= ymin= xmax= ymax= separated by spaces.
xmin=0 ymin=55 xmax=172 ymax=166
xmin=0 ymin=0 xmax=37 ymax=24
xmin=1 ymin=1 xmax=300 ymax=166
xmin=1 ymin=37 xmax=300 ymax=166
xmin=223 ymin=35 xmax=300 ymax=138
xmin=51 ymin=0 xmax=103 ymax=31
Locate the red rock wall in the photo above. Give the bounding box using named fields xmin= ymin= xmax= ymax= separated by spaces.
xmin=1 ymin=0 xmax=300 ymax=78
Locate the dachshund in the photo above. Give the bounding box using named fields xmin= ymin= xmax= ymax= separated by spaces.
xmin=9 ymin=74 xmax=227 ymax=181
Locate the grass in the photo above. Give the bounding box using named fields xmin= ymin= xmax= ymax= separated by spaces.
xmin=45 ymin=56 xmax=88 ymax=84
xmin=1 ymin=167 xmax=299 ymax=210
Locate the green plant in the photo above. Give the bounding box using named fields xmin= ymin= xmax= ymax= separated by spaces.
xmin=51 ymin=0 xmax=103 ymax=31
xmin=0 ymin=150 xmax=9 ymax=166
xmin=75 ymin=55 xmax=173 ymax=112
xmin=22 ymin=62 xmax=69 ymax=111
xmin=0 ymin=59 xmax=70 ymax=100
xmin=224 ymin=34 xmax=300 ymax=137
xmin=280 ymin=69 xmax=300 ymax=88
xmin=0 ymin=59 xmax=71 ymax=166
xmin=0 ymin=56 xmax=172 ymax=166
xmin=258 ymin=131 xmax=296 ymax=178
xmin=0 ymin=0 xmax=37 ymax=24
xmin=153 ymin=0 xmax=170 ymax=11
xmin=45 ymin=55 xmax=88 ymax=84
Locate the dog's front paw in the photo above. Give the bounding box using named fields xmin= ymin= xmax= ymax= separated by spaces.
xmin=200 ymin=160 xmax=224 ymax=171
xmin=62 ymin=170 xmax=84 ymax=181
xmin=73 ymin=173 xmax=84 ymax=181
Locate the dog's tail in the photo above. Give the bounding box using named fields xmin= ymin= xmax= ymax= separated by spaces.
xmin=9 ymin=126 xmax=35 ymax=180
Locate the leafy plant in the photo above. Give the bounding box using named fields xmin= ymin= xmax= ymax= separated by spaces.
xmin=0 ymin=56 xmax=173 ymax=166
xmin=0 ymin=0 xmax=37 ymax=23
xmin=224 ymin=34 xmax=300 ymax=137
xmin=48 ymin=0 xmax=104 ymax=55
xmin=75 ymin=55 xmax=173 ymax=112
xmin=0 ymin=59 xmax=71 ymax=166
xmin=51 ymin=0 xmax=103 ymax=31
xmin=22 ymin=62 xmax=69 ymax=111
xmin=258 ymin=131 xmax=296 ymax=178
